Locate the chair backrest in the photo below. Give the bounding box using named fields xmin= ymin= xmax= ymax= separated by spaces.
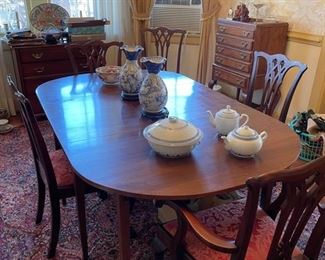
xmin=7 ymin=76 xmax=59 ymax=193
xmin=65 ymin=40 xmax=124 ymax=74
xmin=140 ymin=26 xmax=186 ymax=73
xmin=245 ymin=51 xmax=307 ymax=123
xmin=251 ymin=156 xmax=325 ymax=260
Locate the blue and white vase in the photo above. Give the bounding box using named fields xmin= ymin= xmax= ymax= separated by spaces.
xmin=120 ymin=45 xmax=144 ymax=100
xmin=139 ymin=56 xmax=167 ymax=113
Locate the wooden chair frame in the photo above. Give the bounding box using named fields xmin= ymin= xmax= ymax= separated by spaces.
xmin=140 ymin=26 xmax=186 ymax=73
xmin=65 ymin=40 xmax=124 ymax=74
xmin=245 ymin=51 xmax=307 ymax=123
xmin=162 ymin=156 xmax=325 ymax=260
xmin=7 ymin=75 xmax=98 ymax=259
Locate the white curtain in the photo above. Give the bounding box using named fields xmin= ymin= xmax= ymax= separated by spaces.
xmin=94 ymin=0 xmax=134 ymax=44
xmin=0 ymin=40 xmax=16 ymax=117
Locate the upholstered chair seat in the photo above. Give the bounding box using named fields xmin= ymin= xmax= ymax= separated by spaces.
xmin=49 ymin=150 xmax=74 ymax=187
xmin=164 ymin=199 xmax=301 ymax=259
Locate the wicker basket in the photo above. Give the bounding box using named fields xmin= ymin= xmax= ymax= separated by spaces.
xmin=289 ymin=115 xmax=324 ymax=161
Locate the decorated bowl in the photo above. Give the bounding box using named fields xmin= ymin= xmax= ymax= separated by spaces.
xmin=96 ymin=65 xmax=121 ymax=84
xmin=143 ymin=116 xmax=203 ymax=158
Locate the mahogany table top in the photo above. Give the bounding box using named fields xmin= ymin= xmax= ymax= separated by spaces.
xmin=36 ymin=71 xmax=300 ymax=200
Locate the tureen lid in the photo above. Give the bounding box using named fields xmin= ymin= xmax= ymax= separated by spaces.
xmin=216 ymin=105 xmax=239 ymax=119
xmin=143 ymin=116 xmax=202 ymax=146
xmin=233 ymin=125 xmax=258 ymax=140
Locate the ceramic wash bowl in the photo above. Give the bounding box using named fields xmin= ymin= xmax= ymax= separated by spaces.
xmin=143 ymin=116 xmax=203 ymax=158
xmin=96 ymin=65 xmax=121 ymax=84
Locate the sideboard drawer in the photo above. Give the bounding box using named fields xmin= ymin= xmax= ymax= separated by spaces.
xmin=213 ymin=64 xmax=248 ymax=90
xmin=216 ymin=45 xmax=252 ymax=62
xmin=21 ymin=61 xmax=73 ymax=77
xmin=18 ymin=47 xmax=68 ymax=63
xmin=215 ymin=54 xmax=251 ymax=73
xmin=218 ymin=25 xmax=254 ymax=39
xmin=216 ymin=34 xmax=253 ymax=51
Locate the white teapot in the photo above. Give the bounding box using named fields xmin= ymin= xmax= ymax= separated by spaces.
xmin=207 ymin=105 xmax=249 ymax=135
xmin=221 ymin=125 xmax=268 ymax=158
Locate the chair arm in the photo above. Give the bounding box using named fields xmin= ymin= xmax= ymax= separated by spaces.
xmin=167 ymin=201 xmax=237 ymax=254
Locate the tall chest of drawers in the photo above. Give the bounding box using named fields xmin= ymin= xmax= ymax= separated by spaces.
xmin=11 ymin=44 xmax=89 ymax=116
xmin=210 ymin=18 xmax=288 ymax=98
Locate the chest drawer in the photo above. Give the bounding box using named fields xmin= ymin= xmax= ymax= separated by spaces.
xmin=213 ymin=64 xmax=249 ymax=90
xmin=21 ymin=60 xmax=73 ymax=77
xmin=218 ymin=25 xmax=254 ymax=39
xmin=18 ymin=47 xmax=68 ymax=63
xmin=217 ymin=34 xmax=253 ymax=51
xmin=215 ymin=54 xmax=251 ymax=73
xmin=216 ymin=45 xmax=252 ymax=62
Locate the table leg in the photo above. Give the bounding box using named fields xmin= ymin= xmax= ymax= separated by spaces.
xmin=117 ymin=195 xmax=130 ymax=260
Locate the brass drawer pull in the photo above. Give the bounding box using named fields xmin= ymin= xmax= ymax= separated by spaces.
xmin=237 ymin=64 xmax=245 ymax=70
xmin=219 ymin=26 xmax=226 ymax=32
xmin=243 ymin=31 xmax=251 ymax=37
xmin=80 ymin=63 xmax=89 ymax=69
xmin=217 ymin=47 xmax=224 ymax=53
xmin=241 ymin=42 xmax=248 ymax=48
xmin=236 ymin=79 xmax=244 ymax=85
xmin=240 ymin=53 xmax=247 ymax=60
xmin=32 ymin=52 xmax=43 ymax=59
xmin=34 ymin=67 xmax=45 ymax=73
xmin=216 ymin=57 xmax=224 ymax=63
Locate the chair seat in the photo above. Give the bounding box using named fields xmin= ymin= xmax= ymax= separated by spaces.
xmin=164 ymin=199 xmax=301 ymax=259
xmin=49 ymin=150 xmax=74 ymax=187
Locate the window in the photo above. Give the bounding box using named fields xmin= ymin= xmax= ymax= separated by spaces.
xmin=152 ymin=0 xmax=201 ymax=33
xmin=51 ymin=0 xmax=94 ymax=18
xmin=0 ymin=0 xmax=28 ymax=32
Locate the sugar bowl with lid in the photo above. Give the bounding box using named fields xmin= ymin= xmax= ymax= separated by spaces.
xmin=207 ymin=105 xmax=249 ymax=136
xmin=221 ymin=125 xmax=268 ymax=158
xmin=143 ymin=116 xmax=203 ymax=158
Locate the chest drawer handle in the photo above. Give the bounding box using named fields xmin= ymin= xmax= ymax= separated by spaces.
xmin=79 ymin=63 xmax=89 ymax=69
xmin=32 ymin=52 xmax=43 ymax=59
xmin=34 ymin=67 xmax=45 ymax=73
xmin=219 ymin=26 xmax=226 ymax=32
xmin=237 ymin=64 xmax=245 ymax=70
xmin=218 ymin=37 xmax=224 ymax=43
xmin=241 ymin=42 xmax=248 ymax=48
xmin=216 ymin=57 xmax=224 ymax=63
xmin=236 ymin=79 xmax=244 ymax=85
xmin=243 ymin=31 xmax=251 ymax=37
xmin=217 ymin=47 xmax=224 ymax=53
xmin=240 ymin=53 xmax=247 ymax=60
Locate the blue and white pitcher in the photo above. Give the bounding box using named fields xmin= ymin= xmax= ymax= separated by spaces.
xmin=120 ymin=45 xmax=144 ymax=99
xmin=139 ymin=56 xmax=167 ymax=113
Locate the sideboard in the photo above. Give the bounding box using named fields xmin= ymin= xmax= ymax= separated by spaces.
xmin=10 ymin=43 xmax=89 ymax=116
xmin=209 ymin=18 xmax=288 ymax=100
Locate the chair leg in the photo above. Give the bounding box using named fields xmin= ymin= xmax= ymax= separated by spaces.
xmin=36 ymin=175 xmax=46 ymax=224
xmin=54 ymin=133 xmax=62 ymax=150
xmin=74 ymin=175 xmax=88 ymax=260
xmin=48 ymin=198 xmax=61 ymax=258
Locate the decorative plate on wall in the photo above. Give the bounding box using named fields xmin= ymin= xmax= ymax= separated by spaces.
xmin=29 ymin=3 xmax=70 ymax=31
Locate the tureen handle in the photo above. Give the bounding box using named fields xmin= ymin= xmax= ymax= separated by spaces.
xmin=259 ymin=131 xmax=268 ymax=141
xmin=239 ymin=113 xmax=249 ymax=127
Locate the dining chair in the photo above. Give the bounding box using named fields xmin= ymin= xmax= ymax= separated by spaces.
xmin=245 ymin=51 xmax=308 ymax=123
xmin=140 ymin=26 xmax=186 ymax=73
xmin=7 ymin=76 xmax=99 ymax=258
xmin=157 ymin=155 xmax=325 ymax=260
xmin=65 ymin=40 xmax=124 ymax=74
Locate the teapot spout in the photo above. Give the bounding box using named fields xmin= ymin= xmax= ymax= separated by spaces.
xmin=207 ymin=110 xmax=217 ymax=127
xmin=221 ymin=136 xmax=231 ymax=150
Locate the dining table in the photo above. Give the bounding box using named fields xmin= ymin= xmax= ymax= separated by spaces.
xmin=36 ymin=71 xmax=300 ymax=259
